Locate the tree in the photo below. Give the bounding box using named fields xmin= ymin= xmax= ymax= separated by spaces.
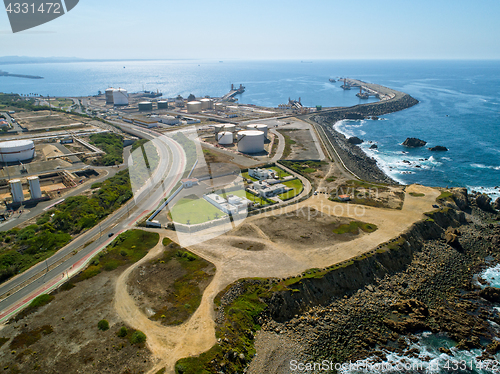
xmin=117 ymin=326 xmax=128 ymax=337
xmin=187 ymin=94 xmax=196 ymax=102
xmin=98 ymin=319 xmax=109 ymax=331
xmin=130 ymin=330 xmax=147 ymax=344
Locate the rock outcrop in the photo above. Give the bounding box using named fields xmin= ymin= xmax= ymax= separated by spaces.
xmin=494 ymin=197 xmax=500 ymax=211
xmin=402 ymin=138 xmax=427 ymax=147
xmin=452 ymin=188 xmax=469 ymax=211
xmin=347 ymin=136 xmax=363 ymax=145
xmin=369 ymin=144 xmax=378 ymax=149
xmin=428 ymin=146 xmax=448 ymax=151
xmin=475 ymin=193 xmax=494 ymax=212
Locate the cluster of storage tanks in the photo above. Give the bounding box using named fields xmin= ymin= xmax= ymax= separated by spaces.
xmin=105 ymin=88 xmax=129 ymax=106
xmin=137 ymin=101 xmax=170 ymax=111
xmin=9 ymin=176 xmax=42 ymax=203
xmin=0 ymin=140 xmax=35 ymax=163
xmin=214 ymin=123 xmax=268 ymax=154
xmin=187 ymin=98 xmax=214 ymax=114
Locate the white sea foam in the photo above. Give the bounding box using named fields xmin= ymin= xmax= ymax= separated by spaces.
xmin=479 ymin=264 xmax=500 ymax=288
xmin=467 ymin=186 xmax=500 ymax=200
xmin=471 ymin=163 xmax=500 ymax=171
xmin=339 ymin=333 xmax=500 ymax=373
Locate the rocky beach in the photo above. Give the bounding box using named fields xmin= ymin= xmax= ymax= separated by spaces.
xmin=245 ymin=191 xmax=500 ymax=373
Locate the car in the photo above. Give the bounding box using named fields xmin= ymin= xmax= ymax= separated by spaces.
xmin=108 ymin=232 xmax=114 ymax=238
xmin=314 ymin=191 xmax=318 ymax=195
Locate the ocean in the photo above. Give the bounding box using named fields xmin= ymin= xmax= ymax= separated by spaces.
xmin=1 ymin=59 xmax=498 ymax=199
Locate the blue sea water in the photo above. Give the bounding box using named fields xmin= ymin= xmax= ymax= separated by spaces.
xmin=0 ymin=59 xmax=499 ymax=198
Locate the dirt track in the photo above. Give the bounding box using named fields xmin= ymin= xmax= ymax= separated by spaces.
xmin=115 ymin=184 xmax=440 ymax=373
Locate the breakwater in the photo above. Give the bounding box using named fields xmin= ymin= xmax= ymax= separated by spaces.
xmin=308 ymin=82 xmax=419 ymax=184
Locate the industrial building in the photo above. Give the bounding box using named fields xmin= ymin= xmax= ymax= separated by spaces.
xmin=236 ymin=130 xmax=265 ymax=154
xmin=0 ymin=140 xmax=35 ymax=163
xmin=159 ymin=116 xmax=181 ymax=125
xmin=200 ymin=98 xmax=213 ymax=110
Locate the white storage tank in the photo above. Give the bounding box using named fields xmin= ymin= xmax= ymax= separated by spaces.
xmin=217 ymin=131 xmax=233 ymax=145
xmin=105 ymin=88 xmax=115 ymax=104
xmin=187 ymin=101 xmax=202 ymax=113
xmin=214 ymin=103 xmax=224 ymax=112
xmin=138 ymin=101 xmax=153 ymax=111
xmin=221 ymin=124 xmax=236 ymax=132
xmin=200 ymin=98 xmax=212 ymax=110
xmin=157 ymin=101 xmax=169 ymax=109
xmin=213 ymin=124 xmax=225 ymax=133
xmin=28 ymin=176 xmax=42 ymax=200
xmin=237 ymin=130 xmax=265 ymax=154
xmin=113 ymin=88 xmax=129 ymax=106
xmin=0 ymin=140 xmax=35 ymax=163
xmin=246 ymin=123 xmax=268 ymax=137
xmin=9 ymin=179 xmax=24 ymax=203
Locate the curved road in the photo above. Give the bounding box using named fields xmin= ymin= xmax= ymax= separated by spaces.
xmin=0 ymin=122 xmax=187 ymax=322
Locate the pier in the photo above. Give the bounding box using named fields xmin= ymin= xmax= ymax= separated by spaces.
xmin=220 ymin=83 xmax=245 ymax=101
xmin=342 ymin=78 xmax=396 ymax=101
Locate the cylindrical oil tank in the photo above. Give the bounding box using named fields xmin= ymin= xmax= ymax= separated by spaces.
xmin=138 ymin=101 xmax=153 ymax=111
xmin=157 ymin=101 xmax=169 ymax=109
xmin=200 ymin=98 xmax=212 ymax=110
xmin=214 ymin=103 xmax=224 ymax=112
xmin=0 ymin=140 xmax=35 ymax=163
xmin=113 ymin=88 xmax=129 ymax=106
xmin=217 ymin=131 xmax=233 ymax=145
xmin=28 ymin=176 xmax=42 ymax=200
xmin=105 ymin=88 xmax=114 ymax=104
xmin=213 ymin=124 xmax=225 ymax=133
xmin=237 ymin=130 xmax=265 ymax=154
xmin=9 ymin=179 xmax=24 ymax=203
xmin=221 ymin=124 xmax=236 ymax=132
xmin=246 ymin=123 xmax=268 ymax=137
xmin=187 ymin=101 xmax=202 ymax=113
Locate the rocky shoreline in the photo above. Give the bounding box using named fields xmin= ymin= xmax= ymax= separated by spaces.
xmin=247 ymin=192 xmax=500 ymax=373
xmin=309 ymin=91 xmax=419 ymax=185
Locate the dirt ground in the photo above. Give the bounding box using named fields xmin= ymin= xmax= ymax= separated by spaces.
xmin=127 ymin=241 xmax=215 ymax=326
xmin=244 ymin=210 xmax=366 ymax=250
xmin=0 ymin=268 xmax=154 ymax=374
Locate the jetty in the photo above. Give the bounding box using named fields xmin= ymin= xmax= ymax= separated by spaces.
xmin=0 ymin=70 xmax=43 ymax=80
xmin=220 ymin=84 xmax=245 ymax=101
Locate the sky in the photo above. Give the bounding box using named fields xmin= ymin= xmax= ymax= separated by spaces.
xmin=0 ymin=0 xmax=499 ymax=60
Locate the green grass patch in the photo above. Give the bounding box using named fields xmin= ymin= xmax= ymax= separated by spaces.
xmin=170 ymin=198 xmax=225 ymax=224
xmin=436 ymin=191 xmax=453 ymax=202
xmin=278 ymin=178 xmax=303 ymax=201
xmin=171 ymin=132 xmax=198 ymax=177
xmin=268 ymin=166 xmax=291 ymax=178
xmin=277 ymin=130 xmax=296 ymax=159
xmin=241 ymin=172 xmax=258 ymax=181
xmin=326 ymin=176 xmax=336 ymax=182
xmin=9 ymin=325 xmax=53 ymax=350
xmin=151 ymin=241 xmax=215 ymax=326
xmin=409 ymin=192 xmax=425 ymax=197
xmin=332 ymin=221 xmax=378 ymax=235
xmin=70 ymin=230 xmax=159 ymax=283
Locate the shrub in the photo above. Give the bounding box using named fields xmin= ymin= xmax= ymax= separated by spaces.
xmin=130 ymin=330 xmax=146 ymax=344
xmin=117 ymin=326 xmax=128 ymax=337
xmin=97 ymin=319 xmax=109 ymax=331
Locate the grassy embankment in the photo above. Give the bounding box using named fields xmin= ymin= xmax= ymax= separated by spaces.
xmin=277 ymin=130 xmax=296 ymax=159
xmin=89 ymin=133 xmax=124 ymax=166
xmin=150 ymin=238 xmax=215 ymax=325
xmin=0 ymin=170 xmax=132 ymax=284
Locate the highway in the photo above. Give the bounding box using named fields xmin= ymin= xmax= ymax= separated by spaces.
xmin=0 ymin=121 xmax=187 ymax=322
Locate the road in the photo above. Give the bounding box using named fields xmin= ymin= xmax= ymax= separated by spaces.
xmin=0 ymin=121 xmax=187 ymax=322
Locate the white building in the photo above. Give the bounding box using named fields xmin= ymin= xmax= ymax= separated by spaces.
xmin=181 ymin=178 xmax=198 ymax=188
xmin=204 ymin=193 xmax=252 ymax=215
xmin=248 ymin=168 xmax=277 ymax=181
xmin=252 ymin=181 xmax=291 ymax=198
xmin=159 ymin=116 xmax=180 ymax=125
